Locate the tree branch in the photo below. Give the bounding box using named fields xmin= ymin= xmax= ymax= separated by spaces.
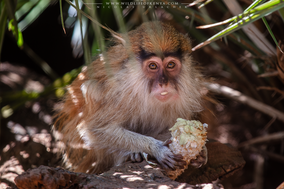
xmin=206 ymin=83 xmax=284 ymax=123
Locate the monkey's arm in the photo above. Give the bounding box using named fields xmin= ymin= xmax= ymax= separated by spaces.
xmin=87 ymin=125 xmax=185 ymax=169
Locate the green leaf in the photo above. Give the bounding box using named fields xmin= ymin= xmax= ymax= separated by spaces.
xmin=193 ymin=1 xmax=284 ymax=51
xmin=22 ymin=43 xmax=58 ymax=80
xmin=85 ymin=0 xmax=106 ymax=55
xmin=0 ymin=3 xmax=7 ymax=59
xmin=18 ymin=0 xmax=55 ymax=31
xmin=244 ymin=0 xmax=265 ymax=12
xmin=8 ymin=19 xmax=24 ymax=48
xmin=15 ymin=0 xmax=30 ymax=11
xmin=111 ymin=0 xmax=126 ymax=33
xmin=59 ymin=0 xmax=66 ymax=34
xmin=278 ymin=7 xmax=284 ymax=22
xmin=8 ymin=18 xmax=13 ymax=30
xmin=198 ymin=0 xmax=214 ymax=9
xmin=262 ymin=17 xmax=283 ymax=53
xmin=163 ymin=0 xmax=263 ymax=55
xmin=5 ymin=0 xmax=20 ymax=42
xmin=15 ymin=0 xmax=38 ymax=18
xmin=17 ymin=26 xmax=23 ymax=47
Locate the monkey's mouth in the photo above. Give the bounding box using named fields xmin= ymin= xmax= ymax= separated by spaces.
xmin=155 ymin=91 xmax=174 ymax=102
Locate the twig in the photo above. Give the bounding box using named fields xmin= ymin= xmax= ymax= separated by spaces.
xmin=206 ymin=83 xmax=284 ymax=123
xmin=257 ymin=86 xmax=284 ymax=96
xmin=203 ymin=46 xmax=262 ymax=101
xmin=248 ymin=146 xmax=284 ymax=164
xmin=254 ymin=153 xmax=264 ymax=189
xmin=263 ymin=117 xmax=276 ymax=131
xmin=238 ymin=132 xmax=284 ymax=148
xmin=258 ymin=71 xmax=279 ymax=78
xmin=273 ymin=95 xmax=284 ymax=104
xmin=22 ymin=43 xmax=58 ymax=80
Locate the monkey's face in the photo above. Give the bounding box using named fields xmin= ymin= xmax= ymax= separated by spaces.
xmin=143 ymin=56 xmax=181 ymax=102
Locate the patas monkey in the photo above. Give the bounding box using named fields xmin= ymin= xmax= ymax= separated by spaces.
xmin=54 ymin=22 xmax=207 ymax=174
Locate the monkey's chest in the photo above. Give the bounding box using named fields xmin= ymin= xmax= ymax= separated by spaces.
xmin=124 ymin=117 xmax=173 ymax=138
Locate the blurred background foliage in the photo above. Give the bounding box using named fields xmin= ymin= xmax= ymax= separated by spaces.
xmin=1 ymin=0 xmax=284 ymax=188
xmin=1 ymin=0 xmax=284 ymax=118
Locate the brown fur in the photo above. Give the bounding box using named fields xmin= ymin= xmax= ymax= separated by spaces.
xmin=54 ymin=22 xmax=206 ymax=174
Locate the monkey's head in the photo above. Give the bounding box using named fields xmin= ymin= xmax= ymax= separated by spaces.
xmin=104 ymin=21 xmax=203 ymax=119
xmin=120 ymin=22 xmax=198 ymax=105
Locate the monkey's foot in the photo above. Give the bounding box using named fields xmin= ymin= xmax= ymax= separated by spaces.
xmin=130 ymin=152 xmax=143 ymax=162
xmin=190 ymin=145 xmax=208 ymax=168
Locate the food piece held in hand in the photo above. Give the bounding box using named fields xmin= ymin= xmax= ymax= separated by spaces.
xmin=167 ymin=118 xmax=208 ymax=180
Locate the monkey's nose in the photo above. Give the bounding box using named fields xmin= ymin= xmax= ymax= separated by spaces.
xmin=158 ymin=75 xmax=168 ymax=87
xmin=159 ymin=83 xmax=168 ymax=87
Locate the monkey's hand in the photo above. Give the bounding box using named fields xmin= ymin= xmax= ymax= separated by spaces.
xmin=152 ymin=139 xmax=186 ymax=170
xmin=190 ymin=145 xmax=208 ymax=168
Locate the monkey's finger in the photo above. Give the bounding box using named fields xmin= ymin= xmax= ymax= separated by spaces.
xmin=130 ymin=153 xmax=143 ymax=162
xmin=199 ymin=146 xmax=208 ymax=165
xmin=158 ymin=155 xmax=175 ymax=170
xmin=160 ymin=156 xmax=186 ymax=170
xmin=165 ymin=155 xmax=179 ymax=170
xmin=176 ymin=162 xmax=186 ymax=169
xmin=135 ymin=153 xmax=142 ymax=162
xmin=162 ymin=160 xmax=175 ymax=170
xmin=173 ymin=154 xmax=183 ymax=161
xmin=163 ymin=153 xmax=186 ymax=169
xmin=169 ymin=161 xmax=186 ymax=170
xmin=190 ymin=155 xmax=207 ymax=168
xmin=130 ymin=153 xmax=136 ymax=162
xmin=175 ymin=159 xmax=186 ymax=167
xmin=190 ymin=160 xmax=203 ymax=168
xmin=159 ymin=161 xmax=171 ymax=170
xmin=172 ymin=155 xmax=186 ymax=168
xmin=200 ymin=145 xmax=207 ymax=155
xmin=163 ymin=139 xmax=172 ymax=147
xmin=173 ymin=154 xmax=186 ymax=163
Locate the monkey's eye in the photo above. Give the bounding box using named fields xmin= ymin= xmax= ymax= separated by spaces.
xmin=167 ymin=61 xmax=176 ymax=69
xmin=149 ymin=62 xmax=158 ymax=70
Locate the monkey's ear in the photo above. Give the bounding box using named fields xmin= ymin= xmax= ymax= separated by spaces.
xmin=112 ymin=33 xmax=126 ymax=45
